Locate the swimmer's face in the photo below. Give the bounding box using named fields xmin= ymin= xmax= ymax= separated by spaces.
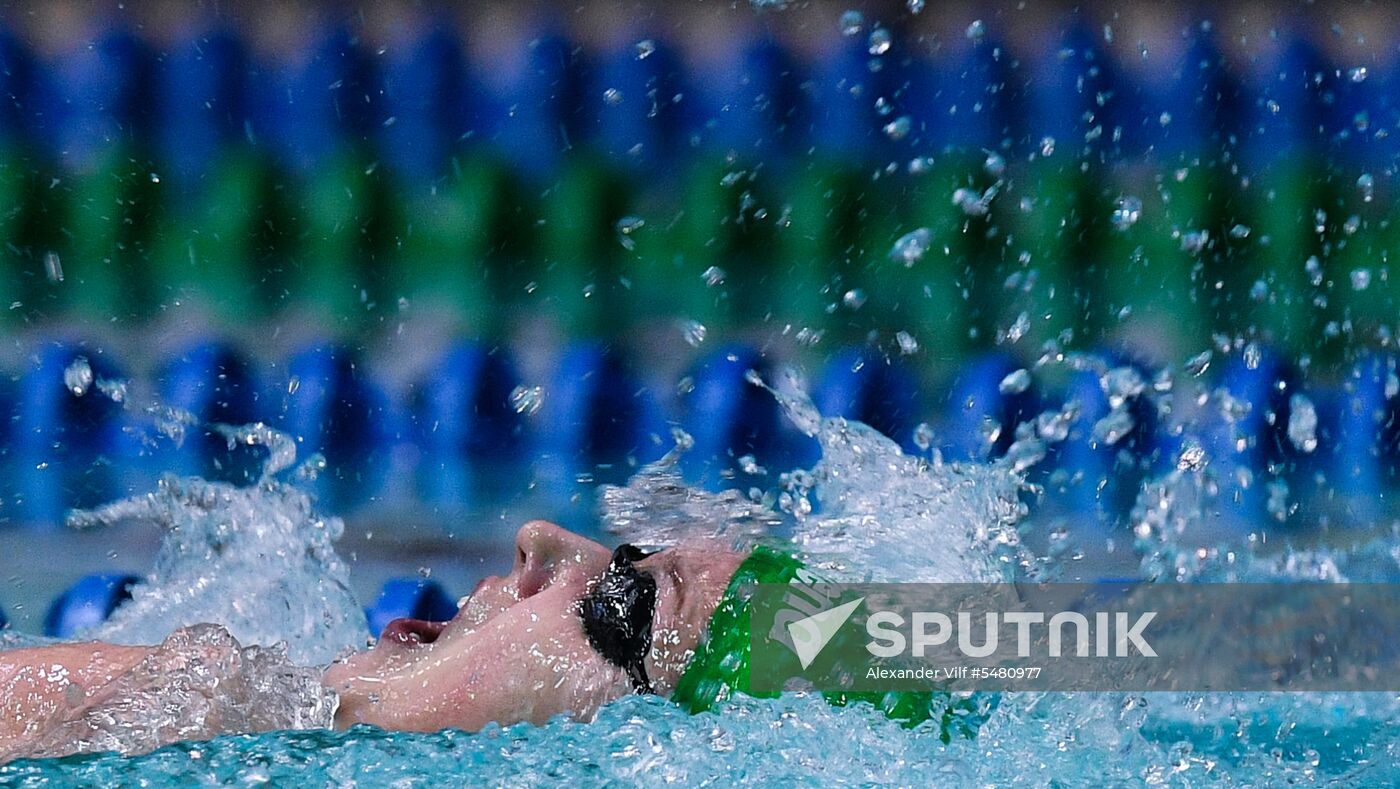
xmin=323 ymin=521 xmax=745 ymax=732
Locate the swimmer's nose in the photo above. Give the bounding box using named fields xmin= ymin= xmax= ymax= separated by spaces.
xmin=513 ymin=520 xmax=610 ymax=598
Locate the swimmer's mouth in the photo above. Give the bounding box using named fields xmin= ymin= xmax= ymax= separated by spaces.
xmin=380 ymin=618 xmax=449 ymax=646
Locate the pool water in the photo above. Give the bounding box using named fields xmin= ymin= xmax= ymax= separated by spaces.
xmin=2 ymin=691 xmax=1392 ymax=785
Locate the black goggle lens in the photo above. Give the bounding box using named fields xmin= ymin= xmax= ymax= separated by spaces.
xmin=579 ymin=543 xmax=658 ymax=693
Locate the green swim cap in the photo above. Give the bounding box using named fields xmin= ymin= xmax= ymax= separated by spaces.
xmin=670 ymin=545 xmax=991 ymax=741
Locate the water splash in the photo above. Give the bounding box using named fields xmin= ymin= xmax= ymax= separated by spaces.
xmin=601 ymin=373 xmax=1028 ymax=584
xmin=64 ymin=415 xmax=368 ymax=667
xmin=598 ymin=456 xmax=783 ymax=551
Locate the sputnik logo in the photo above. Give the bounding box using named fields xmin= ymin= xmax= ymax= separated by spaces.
xmin=784 ymin=597 xmax=864 ymax=669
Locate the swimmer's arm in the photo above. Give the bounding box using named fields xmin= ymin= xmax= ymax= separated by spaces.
xmin=0 ymin=642 xmax=152 ymax=758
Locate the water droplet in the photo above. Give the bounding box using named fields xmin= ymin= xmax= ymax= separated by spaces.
xmin=895 ymin=331 xmax=919 ymax=355
xmin=635 ymin=39 xmax=656 ymax=60
xmin=44 ymin=251 xmax=63 ymax=283
xmin=868 ymin=27 xmax=892 ymax=56
xmin=1243 ymin=341 xmax=1262 ymax=370
xmin=1387 ymin=371 xmax=1400 ymax=399
xmin=681 ymin=320 xmax=707 ymax=347
xmin=1249 ymin=279 xmax=1269 ymax=302
xmin=670 ymin=426 xmax=695 ymax=453
xmin=965 ymin=19 xmax=986 ymax=41
xmin=907 ymin=0 xmax=925 ymax=13
xmin=64 ymin=356 xmax=93 ymax=397
xmin=890 ymin=227 xmax=932 ymax=265
xmin=1358 ymin=172 xmax=1375 ymax=202
xmin=1349 ymin=66 xmax=1368 ymax=83
xmin=1176 ymin=439 xmax=1208 ymax=472
xmin=842 ymin=288 xmax=867 ymax=310
xmin=840 ymin=10 xmax=864 ymax=37
xmin=978 ymin=417 xmax=1003 ymax=447
xmin=1039 ymin=136 xmax=1056 ymax=156
xmin=1092 ymin=408 xmax=1135 ymax=446
xmin=1351 ymin=268 xmax=1372 ymax=291
xmin=1229 ymin=223 xmax=1251 ymax=239
xmin=953 ymin=186 xmax=992 ymax=216
xmin=1305 ymin=255 xmax=1323 ymax=286
xmin=1185 ymin=351 xmax=1214 ymax=378
xmin=912 ymin=422 xmax=935 ymax=450
xmin=998 ymin=368 xmax=1032 ymax=395
xmin=509 ymin=385 xmax=545 ymax=416
xmin=1036 ymin=404 xmax=1077 ymax=443
xmin=96 ymin=378 xmax=126 ymax=403
xmin=1180 ymin=229 xmax=1210 ymax=254
xmin=1102 ymin=366 xmax=1146 ymax=406
xmin=737 ymin=454 xmax=766 ymax=475
xmin=983 ymin=152 xmax=1006 ymax=178
xmin=882 ymin=115 xmax=911 ymax=140
xmin=1287 ymin=394 xmax=1318 ymax=453
xmin=615 ymin=215 xmax=645 ymax=250
xmin=1111 ymin=196 xmax=1142 ymax=231
xmin=1266 ymin=478 xmax=1290 ymax=523
xmin=603 ymin=88 xmax=623 ymax=106
xmin=1002 ymin=311 xmax=1030 ymax=344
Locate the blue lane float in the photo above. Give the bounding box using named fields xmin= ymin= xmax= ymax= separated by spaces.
xmin=1330 ymin=355 xmax=1399 ymax=523
xmin=1048 ymin=358 xmax=1160 ymax=523
xmin=1198 ymin=349 xmax=1303 ymax=528
xmin=411 ymin=341 xmax=524 ymax=506
xmin=590 ymin=38 xmax=685 ymax=170
xmin=158 ymin=26 xmax=248 ymax=187
xmin=1233 ymin=35 xmax=1324 ymax=174
xmin=281 ymin=344 xmax=394 ymax=508
xmin=940 ymin=354 xmax=1040 ymax=462
xmin=695 ymin=37 xmax=802 ymax=163
xmin=808 ymin=35 xmax=887 ymax=162
xmin=41 ymin=28 xmax=153 ymax=167
xmin=256 ymin=27 xmax=373 ymax=172
xmin=44 ymin=573 xmax=139 ymax=638
xmin=488 ymin=33 xmax=581 ymax=181
xmin=154 ymin=341 xmax=261 ymax=481
xmin=365 ymin=578 xmax=459 ymax=639
xmin=1113 ymin=28 xmax=1226 ymax=161
xmin=904 ymin=29 xmax=1009 ymax=155
xmin=1017 ymin=21 xmax=1105 ymax=157
xmin=678 ymin=345 xmax=783 ymax=487
xmin=534 ymin=343 xmax=667 ymax=487
xmin=816 ymin=348 xmax=920 ymax=452
xmin=13 ymin=344 xmax=126 ymax=526
xmin=378 ymin=24 xmax=469 ymax=185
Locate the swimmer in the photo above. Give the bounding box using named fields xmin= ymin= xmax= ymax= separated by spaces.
xmin=0 ymin=520 xmax=978 ymax=761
